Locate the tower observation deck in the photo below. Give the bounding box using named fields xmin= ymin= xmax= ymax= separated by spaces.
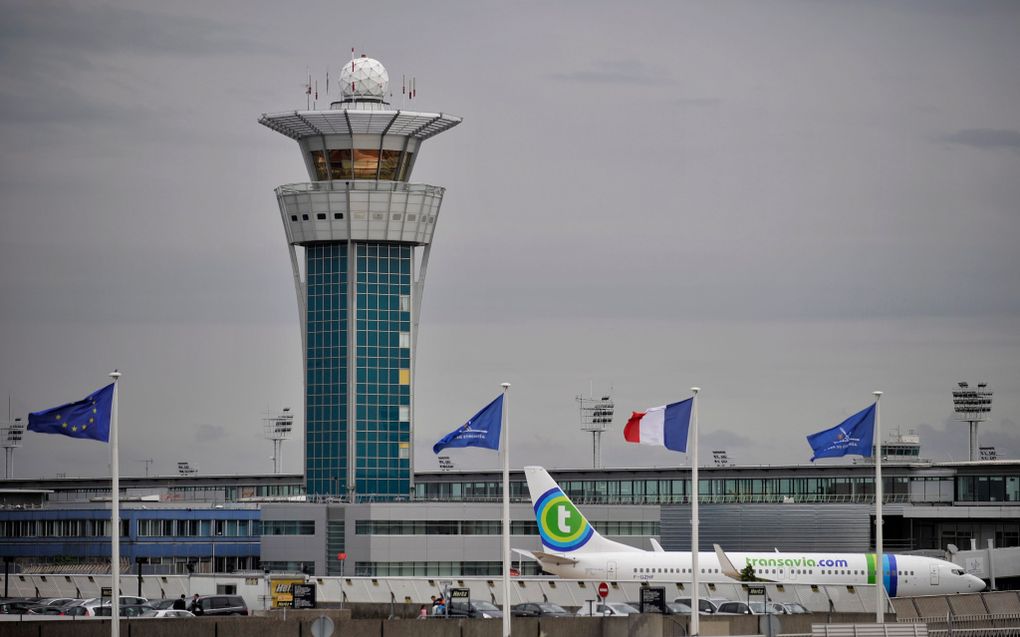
xmin=259 ymin=56 xmax=461 ymax=499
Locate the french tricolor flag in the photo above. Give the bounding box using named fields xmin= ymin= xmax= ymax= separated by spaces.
xmin=623 ymin=398 xmax=693 ymax=452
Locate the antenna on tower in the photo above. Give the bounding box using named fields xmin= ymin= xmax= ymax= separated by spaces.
xmin=264 ymin=407 xmax=294 ymax=474
xmin=577 ymin=387 xmax=614 ymax=469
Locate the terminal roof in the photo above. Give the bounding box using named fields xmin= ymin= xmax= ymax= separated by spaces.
xmin=258 ymin=109 xmax=462 ymax=141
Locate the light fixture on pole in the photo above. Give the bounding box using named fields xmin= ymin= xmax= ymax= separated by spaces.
xmin=953 ymin=382 xmax=993 ymax=462
xmin=264 ymin=407 xmax=294 ymax=474
xmin=577 ymin=390 xmax=614 ymax=469
xmin=1 ymin=417 xmax=25 ymax=479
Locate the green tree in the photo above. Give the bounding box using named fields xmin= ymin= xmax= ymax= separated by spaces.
xmin=739 ymin=564 xmax=759 ymax=582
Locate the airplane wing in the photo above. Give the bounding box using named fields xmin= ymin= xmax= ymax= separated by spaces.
xmin=714 ymin=544 xmax=776 ymax=582
xmin=512 ymin=548 xmax=579 ymax=566
xmin=649 ymin=538 xmax=665 ymax=552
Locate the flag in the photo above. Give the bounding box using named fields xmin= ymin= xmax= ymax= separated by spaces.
xmin=433 ymin=394 xmax=503 ymax=454
xmin=807 ymin=403 xmax=876 ymax=461
xmin=27 ymin=383 xmax=114 ymax=443
xmin=624 ymin=398 xmax=692 ymax=452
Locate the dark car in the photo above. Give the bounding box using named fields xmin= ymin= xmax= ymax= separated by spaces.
xmin=148 ymin=598 xmax=179 ymax=610
xmin=445 ymin=599 xmax=503 ymax=619
xmin=190 ymin=595 xmax=248 ymax=616
xmin=511 ymin=602 xmax=572 ymax=617
xmin=0 ymin=600 xmax=41 ymax=614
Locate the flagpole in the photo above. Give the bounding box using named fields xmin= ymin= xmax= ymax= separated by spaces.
xmin=874 ymin=391 xmax=883 ymax=624
xmin=690 ymin=387 xmax=700 ymax=637
xmin=110 ymin=371 xmax=121 ymax=637
xmin=500 ymin=382 xmax=511 ymax=637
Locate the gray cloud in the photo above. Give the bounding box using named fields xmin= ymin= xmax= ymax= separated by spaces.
xmin=194 ymin=423 xmax=227 ymax=444
xmin=2 ymin=0 xmax=1019 ymax=478
xmin=942 ymin=129 xmax=1020 ymax=153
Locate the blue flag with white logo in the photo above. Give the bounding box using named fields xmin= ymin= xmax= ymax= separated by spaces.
xmin=433 ymin=394 xmax=503 ymax=454
xmin=27 ymin=383 xmax=114 ymax=443
xmin=807 ymin=403 xmax=876 ymax=461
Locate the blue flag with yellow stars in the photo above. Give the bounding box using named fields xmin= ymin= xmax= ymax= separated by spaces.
xmin=27 ymin=383 xmax=114 ymax=443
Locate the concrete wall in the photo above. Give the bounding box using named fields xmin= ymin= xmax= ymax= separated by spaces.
xmin=0 ymin=612 xmax=892 ymax=637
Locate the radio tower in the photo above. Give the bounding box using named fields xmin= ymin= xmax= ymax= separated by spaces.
xmin=577 ymin=389 xmax=614 ymax=469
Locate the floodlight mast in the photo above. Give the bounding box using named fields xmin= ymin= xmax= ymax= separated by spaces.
xmin=264 ymin=407 xmax=294 ymax=474
xmin=1 ymin=417 xmax=26 ymax=479
xmin=953 ymin=381 xmax=993 ymax=462
xmin=577 ymin=391 xmax=614 ymax=469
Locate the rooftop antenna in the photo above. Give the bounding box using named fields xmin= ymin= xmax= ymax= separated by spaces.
xmin=953 ymin=381 xmax=993 ymax=462
xmin=2 ymin=396 xmax=26 ymax=478
xmin=264 ymin=407 xmax=294 ymax=474
xmin=577 ymin=386 xmax=614 ymax=469
xmin=134 ymin=458 xmax=154 ymax=477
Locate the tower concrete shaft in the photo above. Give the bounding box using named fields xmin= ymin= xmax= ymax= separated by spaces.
xmin=259 ymin=57 xmax=461 ymax=499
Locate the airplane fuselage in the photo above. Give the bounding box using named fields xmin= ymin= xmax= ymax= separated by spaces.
xmin=543 ymin=550 xmax=984 ymax=597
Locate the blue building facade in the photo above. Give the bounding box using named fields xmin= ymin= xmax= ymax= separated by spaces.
xmin=0 ymin=506 xmax=260 ymax=574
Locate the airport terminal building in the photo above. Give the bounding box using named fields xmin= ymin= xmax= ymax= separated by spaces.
xmin=2 ymin=460 xmax=1019 ymax=587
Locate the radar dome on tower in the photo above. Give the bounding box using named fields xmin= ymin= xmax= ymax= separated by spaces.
xmin=340 ymin=56 xmax=389 ymax=101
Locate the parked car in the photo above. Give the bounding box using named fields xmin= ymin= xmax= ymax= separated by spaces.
xmin=782 ymin=602 xmax=810 ymax=614
xmin=63 ymin=604 xmax=93 ymax=617
xmin=674 ymin=597 xmax=723 ymax=614
xmin=511 ymin=602 xmax=572 ymax=617
xmin=189 ymin=595 xmax=249 ymax=616
xmin=576 ymin=602 xmax=640 ymax=616
xmin=717 ymin=601 xmax=785 ymax=615
xmin=0 ymin=600 xmax=41 ymax=614
xmin=140 ymin=609 xmax=195 ymax=618
xmin=445 ymin=599 xmax=503 ymax=619
xmin=94 ymin=604 xmax=154 ymax=617
xmin=35 ymin=597 xmax=77 ymax=607
xmin=627 ymin=600 xmax=693 ymax=615
xmin=148 ymin=598 xmax=179 ymax=610
xmin=79 ymin=595 xmax=149 ymax=610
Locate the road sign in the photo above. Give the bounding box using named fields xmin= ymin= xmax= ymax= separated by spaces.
xmin=337 ymin=552 xmax=347 ymax=561
xmin=597 ymin=581 xmax=609 ymax=599
xmin=100 ymin=587 xmax=113 ymax=598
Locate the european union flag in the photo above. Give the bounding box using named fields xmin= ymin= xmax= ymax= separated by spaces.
xmin=433 ymin=394 xmax=503 ymax=454
xmin=27 ymin=383 xmax=114 ymax=443
xmin=807 ymin=403 xmax=876 ymax=461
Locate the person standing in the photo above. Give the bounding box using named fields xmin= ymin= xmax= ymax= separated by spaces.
xmin=172 ymin=595 xmax=187 ymax=610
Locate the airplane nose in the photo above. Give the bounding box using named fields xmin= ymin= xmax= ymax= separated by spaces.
xmin=969 ymin=575 xmax=986 ymax=591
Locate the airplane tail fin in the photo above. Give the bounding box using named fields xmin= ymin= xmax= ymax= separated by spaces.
xmin=524 ymin=466 xmax=641 ymax=555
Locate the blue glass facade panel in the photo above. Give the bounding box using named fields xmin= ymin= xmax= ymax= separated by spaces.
xmin=304 ymin=243 xmax=412 ymax=499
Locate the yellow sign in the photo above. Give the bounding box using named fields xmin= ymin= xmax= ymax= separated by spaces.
xmin=270 ymin=577 xmax=305 ymax=608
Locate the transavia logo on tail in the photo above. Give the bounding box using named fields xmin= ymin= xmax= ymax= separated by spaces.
xmin=534 ymin=487 xmax=593 ymax=552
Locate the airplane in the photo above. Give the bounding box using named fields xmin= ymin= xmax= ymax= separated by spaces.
xmin=517 ymin=466 xmax=985 ymax=597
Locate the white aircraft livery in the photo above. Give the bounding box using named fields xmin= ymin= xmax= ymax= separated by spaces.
xmin=519 ymin=466 xmax=985 ymax=597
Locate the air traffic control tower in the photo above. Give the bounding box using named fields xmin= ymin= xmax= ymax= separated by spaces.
xmin=259 ymin=56 xmax=461 ymax=499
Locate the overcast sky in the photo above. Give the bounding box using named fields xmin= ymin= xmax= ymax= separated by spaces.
xmin=1 ymin=0 xmax=1018 ymax=479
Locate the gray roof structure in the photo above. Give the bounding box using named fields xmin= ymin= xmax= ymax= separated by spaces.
xmin=258 ymin=109 xmax=462 ymax=141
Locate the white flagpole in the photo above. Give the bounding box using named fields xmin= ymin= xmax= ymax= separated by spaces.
xmin=500 ymin=383 xmax=511 ymax=637
xmin=690 ymin=387 xmax=700 ymax=637
xmin=110 ymin=371 xmax=122 ymax=637
xmin=874 ymin=391 xmax=883 ymax=624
